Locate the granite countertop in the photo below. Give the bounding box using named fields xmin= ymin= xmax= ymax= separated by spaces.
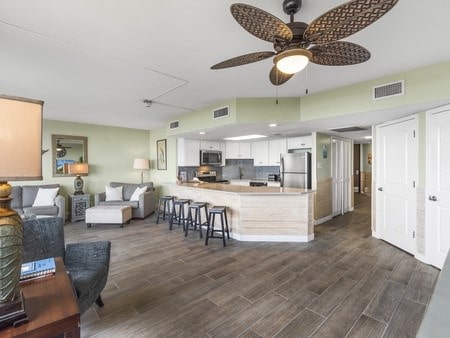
xmin=169 ymin=182 xmax=314 ymax=195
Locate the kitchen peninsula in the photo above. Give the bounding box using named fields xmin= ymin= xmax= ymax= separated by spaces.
xmin=164 ymin=182 xmax=314 ymax=242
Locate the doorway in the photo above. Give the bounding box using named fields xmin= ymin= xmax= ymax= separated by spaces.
xmin=376 ymin=115 xmax=417 ymax=255
xmin=426 ymin=105 xmax=450 ymax=268
xmin=354 ymin=144 xmax=361 ymax=193
xmin=332 ymin=138 xmax=352 ymax=217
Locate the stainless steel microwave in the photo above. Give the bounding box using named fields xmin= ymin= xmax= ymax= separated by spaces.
xmin=200 ymin=150 xmax=222 ymax=166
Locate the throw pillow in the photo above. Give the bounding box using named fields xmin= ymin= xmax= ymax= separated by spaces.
xmin=105 ymin=185 xmax=123 ymax=201
xmin=32 ymin=187 xmax=59 ymax=207
xmin=130 ymin=186 xmax=147 ymax=201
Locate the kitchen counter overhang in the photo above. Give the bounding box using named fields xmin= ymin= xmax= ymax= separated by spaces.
xmin=164 ymin=182 xmax=315 ymax=242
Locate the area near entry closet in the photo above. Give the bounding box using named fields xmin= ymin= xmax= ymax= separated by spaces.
xmin=331 ymin=138 xmax=352 ymax=217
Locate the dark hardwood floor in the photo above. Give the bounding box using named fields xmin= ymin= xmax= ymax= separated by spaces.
xmin=64 ymin=194 xmax=439 ymax=337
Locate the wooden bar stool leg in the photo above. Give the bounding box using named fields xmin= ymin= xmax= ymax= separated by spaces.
xmin=169 ymin=203 xmax=177 ymax=230
xmin=205 ymin=212 xmax=212 ymax=245
xmin=224 ymin=209 xmax=230 ymax=239
xmin=220 ymin=213 xmax=226 ymax=247
xmin=185 ymin=207 xmax=192 ymax=236
xmin=156 ymin=199 xmax=162 ymax=224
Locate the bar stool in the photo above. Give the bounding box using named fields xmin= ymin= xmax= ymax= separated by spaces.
xmin=156 ymin=196 xmax=175 ymax=224
xmin=185 ymin=202 xmax=208 ymax=238
xmin=169 ymin=199 xmax=190 ymax=230
xmin=205 ymin=206 xmax=230 ymax=247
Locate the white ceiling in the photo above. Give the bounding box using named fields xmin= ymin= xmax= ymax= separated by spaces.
xmin=1 ymin=1 xmax=450 ymax=142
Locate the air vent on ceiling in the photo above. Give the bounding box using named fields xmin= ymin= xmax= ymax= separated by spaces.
xmin=169 ymin=120 xmax=179 ymax=130
xmin=329 ymin=126 xmax=367 ymax=133
xmin=372 ymin=80 xmax=405 ymax=100
xmin=213 ymin=106 xmax=229 ymax=119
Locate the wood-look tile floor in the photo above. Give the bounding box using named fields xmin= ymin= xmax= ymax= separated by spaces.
xmin=64 ymin=194 xmax=439 ymax=337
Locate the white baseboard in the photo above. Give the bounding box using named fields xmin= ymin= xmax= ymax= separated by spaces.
xmin=372 ymin=230 xmax=381 ymax=239
xmin=231 ymin=233 xmax=314 ymax=243
xmin=315 ymin=215 xmax=332 ymax=225
xmin=414 ymin=252 xmax=429 ymax=264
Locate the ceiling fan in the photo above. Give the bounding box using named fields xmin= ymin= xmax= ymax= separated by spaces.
xmin=56 ymin=140 xmax=71 ymax=158
xmin=211 ymin=0 xmax=399 ymax=86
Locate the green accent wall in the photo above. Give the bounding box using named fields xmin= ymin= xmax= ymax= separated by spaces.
xmin=12 ymin=120 xmax=151 ymax=199
xmin=315 ymin=133 xmax=332 ymax=180
xmin=300 ymin=60 xmax=450 ymax=121
xmin=167 ymin=100 xmax=237 ymax=136
xmin=236 ymin=98 xmax=300 ymax=123
xmin=149 ymin=128 xmax=177 ymax=196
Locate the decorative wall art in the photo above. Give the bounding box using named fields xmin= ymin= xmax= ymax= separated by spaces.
xmin=157 ymin=139 xmax=167 ymax=170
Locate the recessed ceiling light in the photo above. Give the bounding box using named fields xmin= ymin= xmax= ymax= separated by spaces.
xmin=224 ymin=134 xmax=267 ymax=141
xmin=269 ymin=123 xmax=278 ymax=127
xmin=199 ymin=131 xmax=206 ymax=135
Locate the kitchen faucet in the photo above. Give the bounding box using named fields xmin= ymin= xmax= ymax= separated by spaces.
xmin=238 ymin=166 xmax=244 ymax=179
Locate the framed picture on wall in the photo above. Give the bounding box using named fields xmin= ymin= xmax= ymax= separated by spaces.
xmin=157 ymin=139 xmax=167 ymax=170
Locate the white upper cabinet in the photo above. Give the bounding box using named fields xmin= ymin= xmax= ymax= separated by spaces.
xmin=200 ymin=141 xmax=222 ymax=151
xmin=177 ymin=138 xmax=200 ymax=166
xmin=268 ymin=139 xmax=287 ymax=165
xmin=225 ymin=141 xmax=252 ymax=159
xmin=252 ymin=140 xmax=269 ymax=166
xmin=287 ymin=135 xmax=312 ymax=150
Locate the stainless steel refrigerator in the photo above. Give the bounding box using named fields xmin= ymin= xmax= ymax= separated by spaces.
xmin=280 ymin=151 xmax=311 ymax=188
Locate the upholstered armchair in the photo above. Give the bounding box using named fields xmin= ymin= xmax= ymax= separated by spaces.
xmin=22 ymin=217 xmax=111 ymax=314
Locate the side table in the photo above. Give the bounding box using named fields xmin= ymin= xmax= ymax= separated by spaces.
xmin=69 ymin=194 xmax=91 ymax=222
xmin=1 ymin=257 xmax=80 ymax=337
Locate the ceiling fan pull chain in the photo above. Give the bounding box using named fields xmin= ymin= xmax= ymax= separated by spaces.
xmin=276 ymin=84 xmax=279 ymax=105
xmin=305 ymin=64 xmax=309 ymax=95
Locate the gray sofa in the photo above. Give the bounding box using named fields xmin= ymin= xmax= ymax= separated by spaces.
xmin=94 ymin=181 xmax=156 ymax=219
xmin=22 ymin=217 xmax=111 ymax=315
xmin=11 ymin=184 xmax=65 ymax=223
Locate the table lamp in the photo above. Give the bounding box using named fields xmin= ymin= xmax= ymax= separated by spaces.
xmin=133 ymin=159 xmax=149 ymax=184
xmin=68 ymin=163 xmax=89 ymax=195
xmin=0 ymin=94 xmax=43 ymax=328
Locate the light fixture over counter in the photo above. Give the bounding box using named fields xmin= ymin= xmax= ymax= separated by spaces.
xmin=224 ymin=134 xmax=267 ymax=141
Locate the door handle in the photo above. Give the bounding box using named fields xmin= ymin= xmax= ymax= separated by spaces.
xmin=428 ymin=195 xmax=437 ymax=201
xmin=378 ymin=187 xmax=383 ymax=191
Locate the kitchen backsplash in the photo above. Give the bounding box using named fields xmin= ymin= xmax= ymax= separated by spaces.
xmin=178 ymin=160 xmax=279 ymax=181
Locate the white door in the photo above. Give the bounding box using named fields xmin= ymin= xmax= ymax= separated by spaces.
xmin=332 ymin=138 xmax=352 ymax=216
xmin=426 ymin=105 xmax=450 ymax=268
xmin=376 ymin=116 xmax=417 ymax=254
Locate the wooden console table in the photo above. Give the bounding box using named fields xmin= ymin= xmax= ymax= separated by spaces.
xmin=1 ymin=257 xmax=80 ymax=337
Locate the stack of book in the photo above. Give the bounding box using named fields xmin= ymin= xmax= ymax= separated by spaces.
xmin=20 ymin=257 xmax=56 ymax=281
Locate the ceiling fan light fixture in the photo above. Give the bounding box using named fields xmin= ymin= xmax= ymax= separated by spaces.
xmin=274 ymin=48 xmax=312 ymax=74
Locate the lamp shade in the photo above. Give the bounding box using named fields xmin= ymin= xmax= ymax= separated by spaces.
xmin=0 ymin=95 xmax=43 ymax=181
xmin=133 ymin=158 xmax=149 ymax=170
xmin=274 ymin=48 xmax=312 ymax=75
xmin=68 ymin=162 xmax=89 ymax=175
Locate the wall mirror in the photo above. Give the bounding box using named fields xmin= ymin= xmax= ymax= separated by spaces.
xmin=52 ymin=134 xmax=88 ymax=177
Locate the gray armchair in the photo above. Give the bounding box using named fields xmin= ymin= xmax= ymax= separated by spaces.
xmin=22 ymin=217 xmax=111 ymax=314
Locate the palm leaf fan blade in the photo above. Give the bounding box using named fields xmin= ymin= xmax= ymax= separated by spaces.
xmin=304 ymin=0 xmax=399 ymax=44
